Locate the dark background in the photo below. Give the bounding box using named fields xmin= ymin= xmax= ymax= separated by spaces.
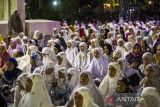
xmin=25 ymin=0 xmax=160 ymax=23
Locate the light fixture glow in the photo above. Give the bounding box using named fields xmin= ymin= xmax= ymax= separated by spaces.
xmin=53 ymin=1 xmax=58 ymax=6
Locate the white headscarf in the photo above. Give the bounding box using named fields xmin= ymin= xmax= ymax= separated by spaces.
xmin=43 ymin=62 xmax=55 ymax=92
xmin=56 ymin=52 xmax=68 ymax=66
xmin=105 ymin=39 xmax=112 ymax=45
xmin=53 ymin=39 xmax=60 ymax=45
xmin=14 ymin=73 xmax=28 ymax=107
xmin=17 ymin=73 xmax=28 ymax=90
xmin=47 ymin=39 xmax=55 ymax=49
xmin=79 ymin=42 xmax=88 ymax=52
xmin=124 ymin=42 xmax=133 ymax=52
xmin=67 ymin=68 xmax=80 ymax=91
xmin=89 ymin=39 xmax=100 ymax=51
xmin=113 ymin=50 xmax=122 ymax=61
xmin=66 ymin=40 xmax=78 ymax=65
xmin=27 ymin=45 xmax=39 ymax=55
xmin=139 ymin=52 xmax=153 ymax=74
xmin=73 ymin=42 xmax=90 ymax=70
xmin=99 ymin=62 xmax=122 ymax=97
xmin=128 ymin=35 xmax=136 ymax=45
xmin=33 ymin=62 xmax=55 ymax=93
xmin=116 ymin=39 xmax=126 ymax=58
xmin=87 ymin=48 xmax=110 ymax=80
xmin=73 ymin=87 xmax=99 ymax=107
xmin=117 ymin=58 xmax=131 ymax=74
xmin=61 ymin=29 xmax=70 ymax=43
xmin=142 ymin=52 xmax=153 ymax=63
xmin=58 ymin=67 xmax=68 ymax=76
xmin=143 ymin=36 xmax=153 ymax=49
xmin=17 ymin=45 xmax=39 ymax=73
xmin=33 ymin=30 xmax=40 ymax=40
xmin=42 ymin=47 xmax=57 ymax=63
xmin=57 ymin=67 xmax=70 ymax=92
xmin=22 ymin=36 xmax=28 ymax=40
xmin=117 ymin=58 xmax=142 ymax=81
xmin=18 ymin=73 xmax=53 ymax=107
xmin=138 ymin=87 xmax=160 ymax=107
xmin=55 ymin=52 xmax=72 ymax=78
xmin=136 ymin=36 xmax=142 ymax=43
xmin=88 ymin=23 xmax=98 ymax=36
xmin=74 ymin=71 xmax=104 ymax=107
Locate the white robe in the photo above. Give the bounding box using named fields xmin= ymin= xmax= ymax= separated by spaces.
xmin=73 ymin=87 xmax=99 ymax=107
xmin=73 ymin=51 xmax=91 ymax=71
xmin=99 ymin=62 xmax=122 ymax=97
xmin=18 ymin=73 xmax=53 ymax=107
xmin=87 ymin=55 xmax=110 ymax=80
xmin=115 ymin=46 xmax=127 ymax=58
xmin=66 ymin=47 xmax=78 ymax=66
xmin=67 ymin=68 xmax=80 ymax=91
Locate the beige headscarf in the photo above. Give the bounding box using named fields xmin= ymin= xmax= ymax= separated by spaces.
xmin=99 ymin=62 xmax=123 ymax=96
xmin=137 ymin=87 xmax=160 ymax=107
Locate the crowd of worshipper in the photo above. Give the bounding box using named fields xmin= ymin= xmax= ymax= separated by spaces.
xmin=0 ymin=20 xmax=160 ymax=107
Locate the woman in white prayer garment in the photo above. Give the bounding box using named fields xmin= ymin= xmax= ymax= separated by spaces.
xmin=115 ymin=38 xmax=127 ymax=58
xmin=66 ymin=40 xmax=78 ymax=65
xmin=18 ymin=73 xmax=54 ymax=107
xmin=54 ymin=52 xmax=72 ymax=78
xmin=136 ymin=87 xmax=160 ymax=107
xmin=51 ymin=67 xmax=71 ymax=106
xmin=72 ymin=87 xmax=99 ymax=107
xmin=67 ymin=68 xmax=80 ymax=91
xmin=88 ymin=38 xmax=101 ymax=52
xmin=42 ymin=47 xmax=57 ymax=64
xmin=47 ymin=39 xmax=55 ymax=51
xmin=33 ymin=62 xmax=56 ymax=93
xmin=13 ymin=73 xmax=28 ymax=107
xmin=87 ymin=48 xmax=110 ymax=81
xmin=117 ymin=58 xmax=142 ymax=92
xmin=124 ymin=42 xmax=133 ymax=57
xmin=99 ymin=62 xmax=123 ymax=97
xmin=66 ymin=71 xmax=104 ymax=107
xmin=17 ymin=45 xmax=39 ymax=73
xmin=73 ymin=42 xmax=91 ymax=70
xmin=29 ymin=52 xmax=43 ymax=73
